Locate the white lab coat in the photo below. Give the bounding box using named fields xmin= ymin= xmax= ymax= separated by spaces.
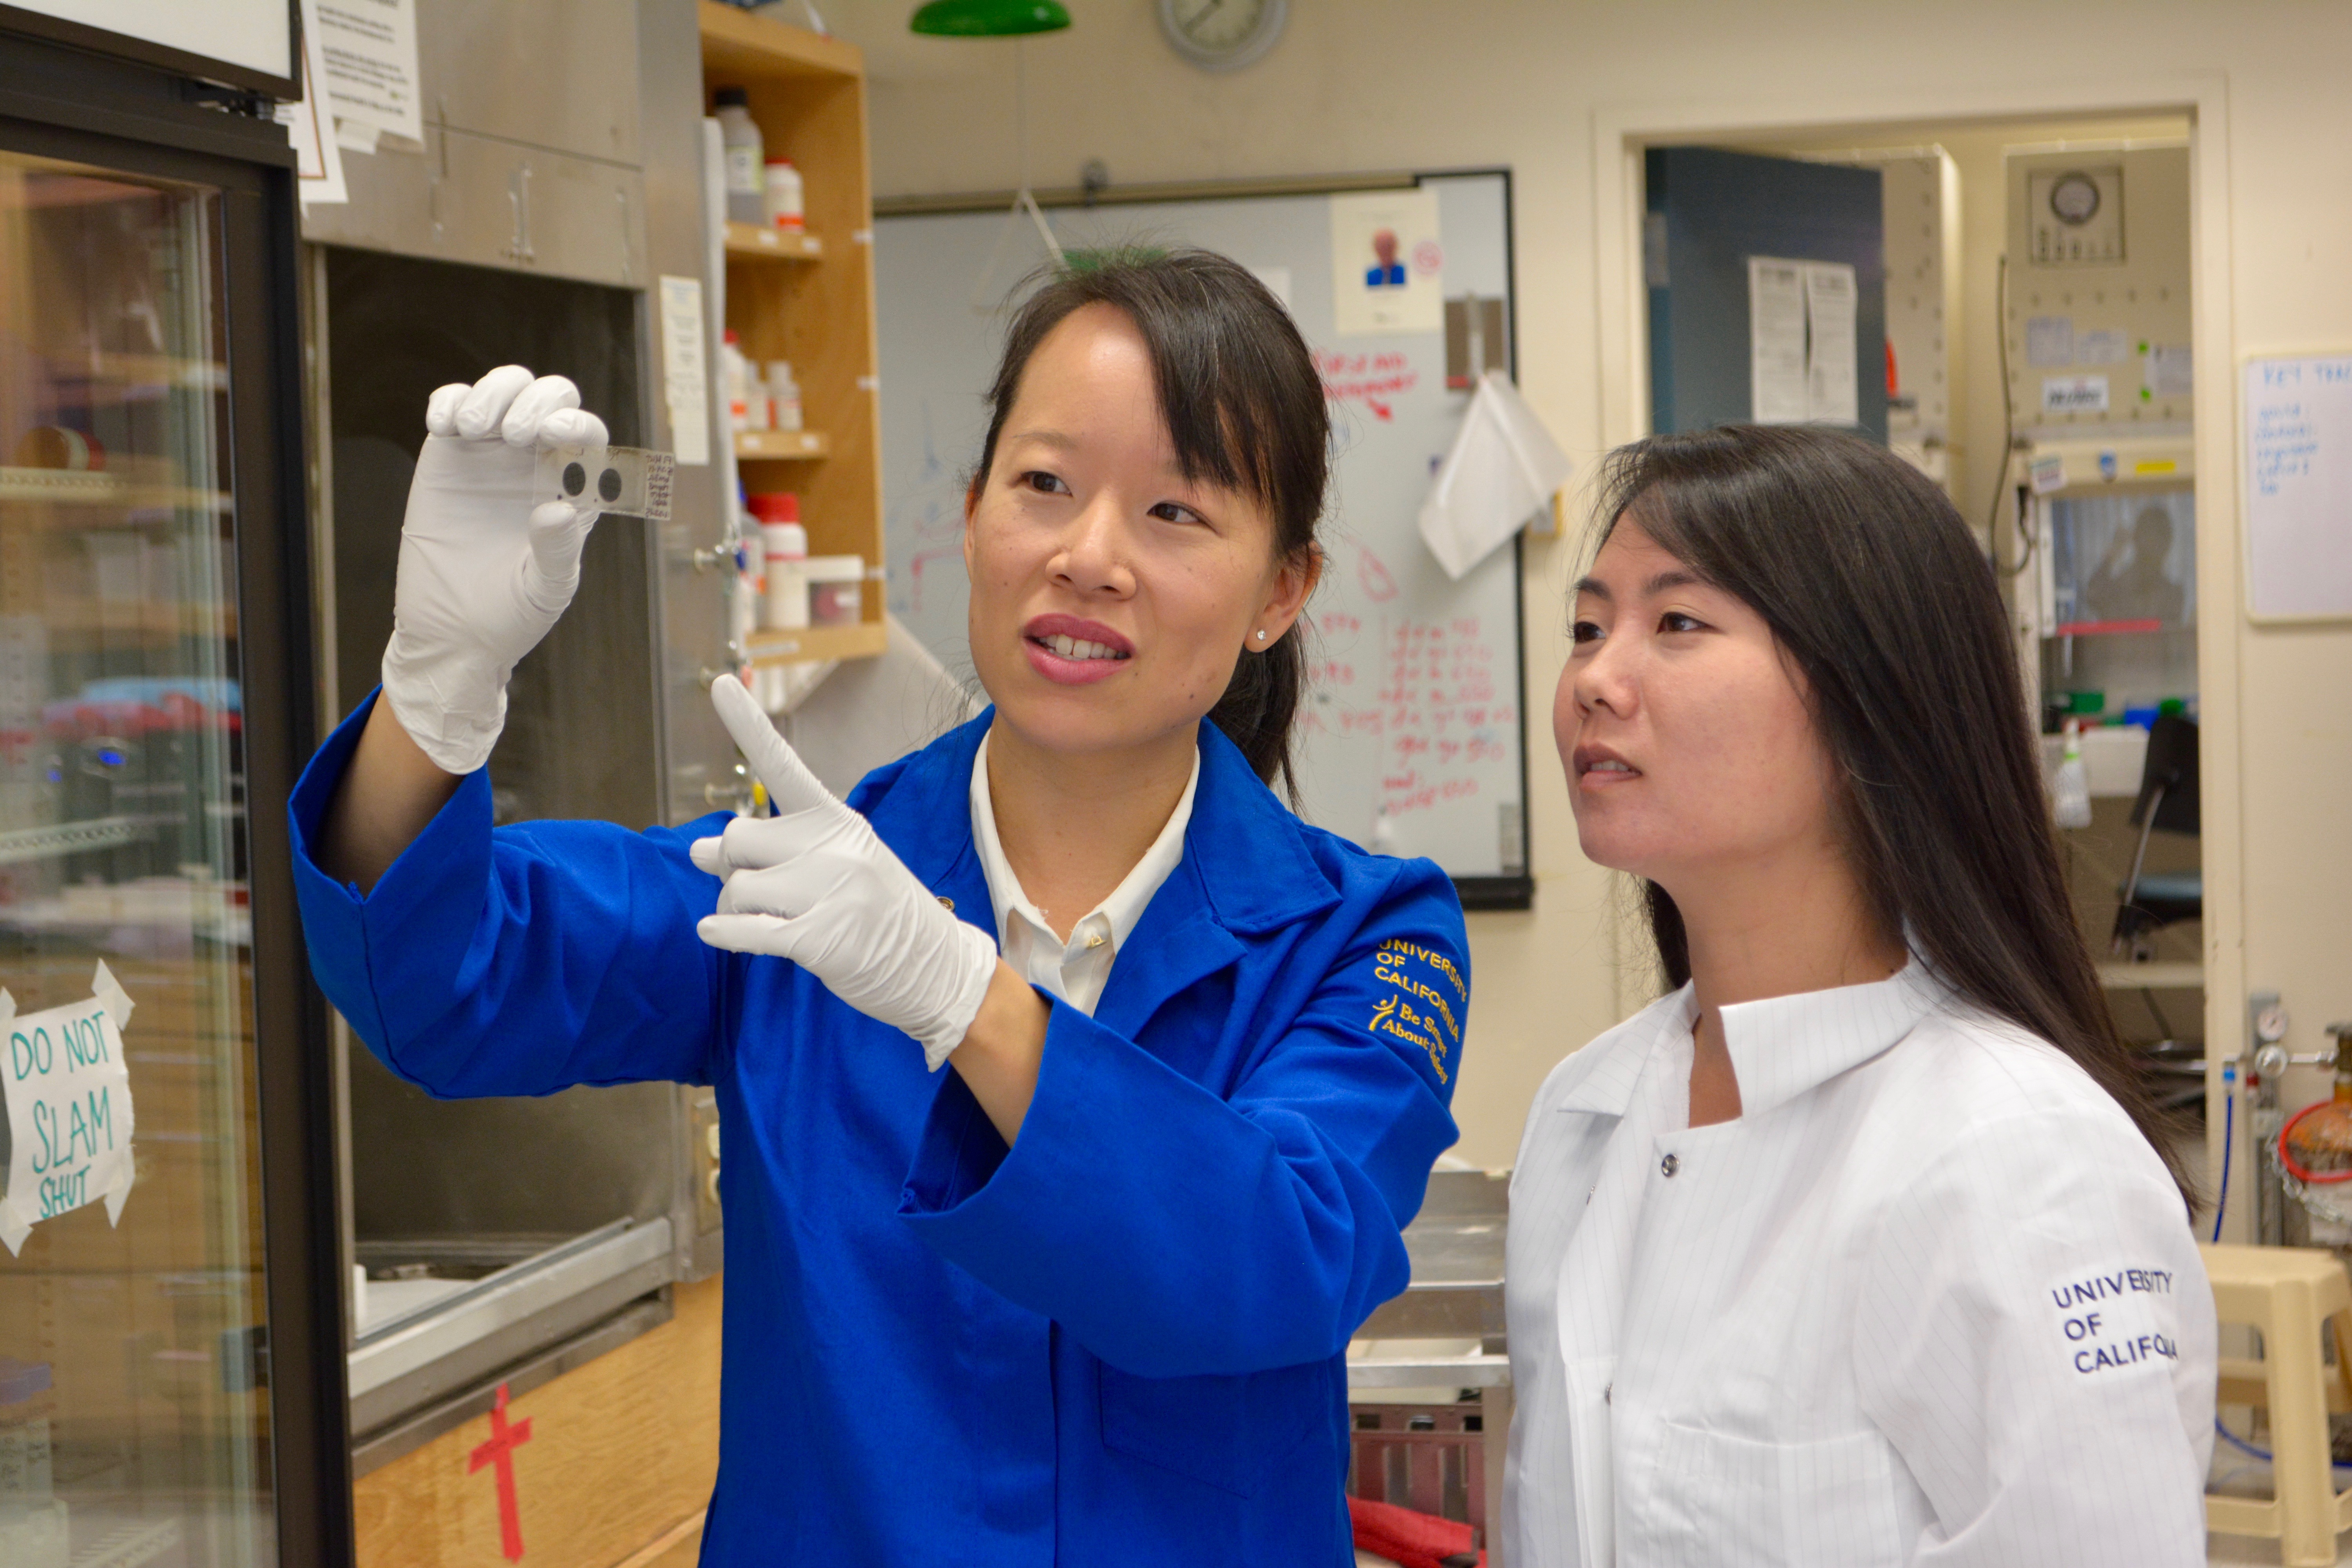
xmin=1502 ymin=960 xmax=2214 ymax=1567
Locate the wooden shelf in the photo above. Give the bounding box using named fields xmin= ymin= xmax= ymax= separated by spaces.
xmin=38 ymin=599 xmax=237 ymax=642
xmin=85 ymin=353 xmax=230 ymax=393
xmin=0 ymin=465 xmax=230 ymax=513
xmin=734 ymin=429 xmax=830 ymax=461
xmin=704 ymin=2 xmax=881 ymax=669
xmin=2096 ymin=961 xmax=2204 ymax=990
xmin=2012 ymin=436 xmax=2195 ymax=495
xmin=699 ymin=1 xmax=863 ymax=80
xmin=743 ymin=621 xmax=886 ymax=667
xmin=44 ymin=354 xmax=229 ymax=408
xmin=724 ymin=222 xmax=822 ymax=261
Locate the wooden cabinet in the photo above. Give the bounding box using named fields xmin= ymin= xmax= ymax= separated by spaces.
xmin=700 ymin=4 xmax=888 ymax=669
xmin=352 ymin=1277 xmax=723 ymax=1568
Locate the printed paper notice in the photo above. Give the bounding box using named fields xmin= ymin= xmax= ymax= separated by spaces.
xmin=1803 ymin=262 xmax=1859 ymax=426
xmin=2147 ymin=344 xmax=2194 ymax=398
xmin=657 ymin=277 xmax=712 ymax=467
xmin=2025 ymin=316 xmax=2076 ymax=368
xmin=2078 ymin=329 xmax=2131 ymax=365
xmin=274 ymin=0 xmax=347 ymax=209
xmin=0 ymin=963 xmax=137 ymax=1255
xmin=1748 ymin=258 xmax=1809 ymax=424
xmin=316 ymin=0 xmax=422 ymax=147
xmin=2043 ymin=375 xmax=2110 ymax=415
xmin=1751 ymin=257 xmax=1860 ymax=425
xmin=1330 ymin=189 xmax=1443 ymax=337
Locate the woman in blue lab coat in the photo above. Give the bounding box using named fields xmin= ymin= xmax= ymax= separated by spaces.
xmin=290 ymin=251 xmax=1468 ymax=1565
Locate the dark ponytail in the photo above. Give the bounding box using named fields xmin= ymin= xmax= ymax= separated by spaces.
xmin=973 ymin=249 xmax=1329 ymax=799
xmin=1592 ymin=425 xmax=2194 ymax=1205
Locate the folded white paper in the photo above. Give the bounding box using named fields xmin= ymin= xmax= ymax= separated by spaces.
xmin=1417 ymin=371 xmax=1573 ymax=580
xmin=0 ymin=962 xmax=137 ymax=1255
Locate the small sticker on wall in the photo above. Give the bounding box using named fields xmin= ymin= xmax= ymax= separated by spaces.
xmin=0 ymin=963 xmax=137 ymax=1254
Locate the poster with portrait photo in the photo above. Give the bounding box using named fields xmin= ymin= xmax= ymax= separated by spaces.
xmin=1330 ymin=189 xmax=1443 ymax=337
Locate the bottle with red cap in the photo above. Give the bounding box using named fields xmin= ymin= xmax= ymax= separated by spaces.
xmin=750 ymin=493 xmax=808 ymax=630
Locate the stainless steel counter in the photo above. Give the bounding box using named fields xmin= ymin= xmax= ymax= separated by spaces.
xmin=1356 ymin=1169 xmax=1508 ymax=1347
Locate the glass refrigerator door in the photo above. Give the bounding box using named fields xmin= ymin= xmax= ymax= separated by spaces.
xmin=0 ymin=149 xmax=271 ymax=1564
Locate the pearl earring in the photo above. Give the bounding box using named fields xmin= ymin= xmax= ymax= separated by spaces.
xmin=1255 ymin=629 xmax=1269 ymax=642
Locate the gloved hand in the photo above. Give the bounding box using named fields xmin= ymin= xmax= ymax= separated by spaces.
xmin=380 ymin=365 xmax=609 ymax=775
xmin=691 ymin=675 xmax=1000 ymax=1069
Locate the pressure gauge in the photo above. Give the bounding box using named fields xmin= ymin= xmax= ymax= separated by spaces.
xmin=2049 ymin=171 xmax=2102 ymax=227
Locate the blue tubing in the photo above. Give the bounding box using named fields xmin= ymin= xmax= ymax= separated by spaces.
xmin=2215 ymin=1416 xmax=2352 ymax=1474
xmin=2212 ymin=1074 xmax=2232 ymax=1245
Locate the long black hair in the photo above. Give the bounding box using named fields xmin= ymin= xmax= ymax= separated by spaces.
xmin=971 ymin=249 xmax=1329 ymax=798
xmin=1592 ymin=424 xmax=2192 ymax=1201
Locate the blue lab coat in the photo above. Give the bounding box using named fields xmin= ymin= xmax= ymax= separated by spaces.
xmin=289 ymin=694 xmax=1468 ymax=1566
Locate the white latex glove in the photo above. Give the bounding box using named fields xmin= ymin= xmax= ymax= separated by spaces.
xmin=691 ymin=675 xmax=1000 ymax=1069
xmin=380 ymin=365 xmax=610 ymax=775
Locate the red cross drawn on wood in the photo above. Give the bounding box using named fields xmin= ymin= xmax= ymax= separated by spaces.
xmin=468 ymin=1382 xmax=534 ymax=1561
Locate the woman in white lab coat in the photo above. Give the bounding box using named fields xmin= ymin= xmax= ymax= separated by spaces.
xmin=1505 ymin=425 xmax=2214 ymax=1567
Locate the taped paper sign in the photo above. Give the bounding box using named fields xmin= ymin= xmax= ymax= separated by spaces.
xmin=1748 ymin=257 xmax=1859 ymax=426
xmin=315 ymin=0 xmax=423 ymax=148
xmin=0 ymin=963 xmax=137 ymax=1255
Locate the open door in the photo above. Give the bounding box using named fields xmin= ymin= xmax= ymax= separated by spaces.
xmin=1646 ymin=146 xmax=1887 ymax=443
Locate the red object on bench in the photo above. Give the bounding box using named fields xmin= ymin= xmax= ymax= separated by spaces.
xmin=1348 ymin=1493 xmax=1484 ymax=1568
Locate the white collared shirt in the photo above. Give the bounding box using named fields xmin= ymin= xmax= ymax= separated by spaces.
xmin=1502 ymin=961 xmax=2215 ymax=1567
xmin=968 ymin=730 xmax=1198 ymax=1017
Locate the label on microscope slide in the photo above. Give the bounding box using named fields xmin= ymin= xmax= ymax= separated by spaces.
xmin=535 ymin=444 xmax=675 ymax=524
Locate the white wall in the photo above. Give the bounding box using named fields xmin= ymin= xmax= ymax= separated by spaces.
xmin=837 ymin=0 xmax=2352 ymax=1172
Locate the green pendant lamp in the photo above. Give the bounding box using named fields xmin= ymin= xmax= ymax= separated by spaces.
xmin=909 ymin=0 xmax=1070 ymax=36
xmin=910 ymin=0 xmax=1072 ymax=296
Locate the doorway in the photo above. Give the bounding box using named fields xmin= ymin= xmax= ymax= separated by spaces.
xmin=1723 ymin=118 xmax=2206 ymax=1103
xmin=1594 ymin=87 xmax=2235 ymax=1193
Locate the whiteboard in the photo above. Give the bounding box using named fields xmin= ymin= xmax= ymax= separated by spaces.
xmin=2244 ymin=354 xmax=2352 ymax=621
xmin=873 ymin=173 xmax=1530 ymax=903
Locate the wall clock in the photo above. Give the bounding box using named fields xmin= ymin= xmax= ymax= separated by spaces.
xmin=1158 ymin=0 xmax=1288 ymax=72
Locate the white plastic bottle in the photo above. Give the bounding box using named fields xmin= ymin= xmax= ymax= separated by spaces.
xmin=721 ymin=330 xmax=750 ymax=433
xmin=713 ymin=88 xmax=766 ymax=227
xmin=730 ymin=497 xmax=761 ymax=650
xmin=757 ymin=497 xmax=810 ymax=631
xmin=764 ymin=158 xmax=804 ymax=230
xmin=2052 ymin=718 xmax=2093 ymax=830
xmin=766 ymin=361 xmax=802 ymax=432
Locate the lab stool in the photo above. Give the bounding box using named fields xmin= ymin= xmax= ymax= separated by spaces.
xmin=2203 ymin=1243 xmax=2352 ymax=1565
